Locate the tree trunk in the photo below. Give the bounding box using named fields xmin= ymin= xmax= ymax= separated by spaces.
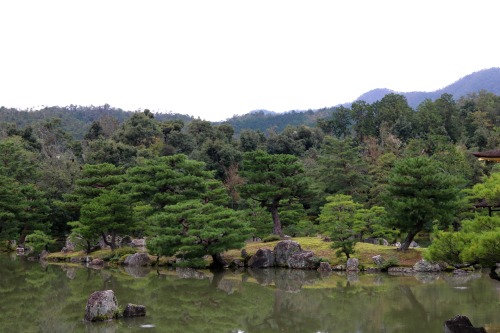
xmin=399 ymin=228 xmax=420 ymax=251
xmin=110 ymin=231 xmax=116 ymax=251
xmin=101 ymin=233 xmax=113 ymax=250
xmin=270 ymin=206 xmax=284 ymax=237
xmin=211 ymin=253 xmax=227 ymax=268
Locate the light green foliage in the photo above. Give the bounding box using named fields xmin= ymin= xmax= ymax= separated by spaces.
xmin=25 ymin=230 xmax=55 ymax=253
xmin=318 ymin=194 xmax=364 ymax=258
xmin=385 ymin=156 xmax=461 ymax=250
xmin=461 ymin=230 xmax=500 ymax=267
xmin=468 ymin=171 xmax=500 ymax=205
xmin=425 ymin=230 xmax=471 ymax=264
xmin=426 ymin=216 xmax=500 ymax=267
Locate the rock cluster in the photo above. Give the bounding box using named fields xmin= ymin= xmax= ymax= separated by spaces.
xmin=247 ymin=240 xmax=320 ymax=270
xmin=123 ymin=253 xmax=151 ymax=266
xmin=84 ymin=290 xmax=146 ymax=322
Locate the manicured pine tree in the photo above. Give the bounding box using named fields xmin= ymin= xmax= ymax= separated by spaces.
xmin=385 ymin=156 xmax=461 ymax=250
xmin=239 ymin=150 xmax=310 ymax=237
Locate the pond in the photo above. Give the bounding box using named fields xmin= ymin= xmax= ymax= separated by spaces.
xmin=1 ymin=254 xmax=499 ymax=333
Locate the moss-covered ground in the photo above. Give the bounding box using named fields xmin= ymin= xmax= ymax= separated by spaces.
xmin=225 ymin=236 xmax=424 ymax=268
xmin=45 ymin=237 xmax=424 ymax=268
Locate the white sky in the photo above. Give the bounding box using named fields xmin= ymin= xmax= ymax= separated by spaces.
xmin=1 ymin=1 xmax=499 ymax=121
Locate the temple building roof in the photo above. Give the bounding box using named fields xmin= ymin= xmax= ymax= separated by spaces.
xmin=472 ymin=150 xmax=500 ymax=161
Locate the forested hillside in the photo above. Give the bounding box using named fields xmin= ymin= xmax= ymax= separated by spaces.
xmin=1 ymin=89 xmax=500 ymax=270
xmin=3 ymin=68 xmax=498 ymax=137
xmin=355 ymin=67 xmax=500 ymax=108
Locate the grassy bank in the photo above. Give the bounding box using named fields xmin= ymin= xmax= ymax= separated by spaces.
xmin=226 ymin=236 xmax=424 ymax=268
xmin=45 ymin=236 xmax=424 ymax=268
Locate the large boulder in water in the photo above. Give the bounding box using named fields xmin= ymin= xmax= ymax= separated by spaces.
xmin=248 ymin=248 xmax=274 ymax=268
xmin=123 ymin=253 xmax=151 ymax=266
xmin=443 ymin=315 xmax=487 ymax=333
xmin=274 ymin=240 xmax=302 ymax=267
xmin=84 ymin=290 xmax=120 ymax=322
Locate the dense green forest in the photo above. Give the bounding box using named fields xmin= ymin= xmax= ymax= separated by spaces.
xmin=1 ymin=91 xmax=500 ymax=269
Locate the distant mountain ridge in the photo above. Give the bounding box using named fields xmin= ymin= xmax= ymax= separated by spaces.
xmin=354 ymin=67 xmax=500 ymax=108
xmin=2 ymin=68 xmax=499 ymax=137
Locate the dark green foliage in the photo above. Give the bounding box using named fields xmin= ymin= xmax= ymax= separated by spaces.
xmin=83 ymin=139 xmax=137 ymax=166
xmin=114 ymin=110 xmax=162 ymax=148
xmin=148 ymin=200 xmax=253 ymax=267
xmin=239 ymin=150 xmax=310 ymax=236
xmin=238 ymin=129 xmax=266 ymax=152
xmin=79 ymin=189 xmax=135 ymax=250
xmin=310 ymin=136 xmax=371 ymax=202
xmin=124 ymin=155 xmax=213 ymax=212
xmin=160 ymin=120 xmax=194 ymax=155
xmin=0 ymin=176 xmax=25 ymax=242
xmin=385 ymin=156 xmax=462 ymax=250
xmin=102 ymin=246 xmax=137 ymax=262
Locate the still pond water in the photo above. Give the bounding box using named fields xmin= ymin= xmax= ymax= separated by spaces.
xmin=1 ymin=254 xmax=499 ymax=333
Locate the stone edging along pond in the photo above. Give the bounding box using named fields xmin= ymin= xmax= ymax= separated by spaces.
xmin=42 ymin=239 xmax=482 ymax=275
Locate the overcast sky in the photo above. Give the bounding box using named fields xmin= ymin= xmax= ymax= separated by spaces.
xmin=1 ymin=1 xmax=499 ymax=121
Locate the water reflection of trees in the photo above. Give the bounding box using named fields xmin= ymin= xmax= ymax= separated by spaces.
xmin=1 ymin=255 xmax=499 ymax=333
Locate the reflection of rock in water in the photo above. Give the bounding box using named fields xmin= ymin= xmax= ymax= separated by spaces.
xmin=388 ymin=267 xmax=414 ymax=277
xmin=217 ymin=278 xmax=241 ymax=295
xmin=414 ymin=273 xmax=441 ymax=283
xmin=443 ymin=271 xmax=482 ymax=286
xmin=247 ymin=268 xmax=319 ymax=293
xmin=84 ymin=320 xmax=117 ymax=333
xmin=247 ymin=268 xmax=274 ymax=286
xmin=62 ymin=266 xmax=76 ymax=280
xmin=372 ymin=274 xmax=384 ymax=285
xmin=346 ymin=272 xmax=359 ymax=284
xmin=175 ymin=267 xmax=209 ymax=280
xmin=274 ymin=270 xmax=305 ymax=293
xmin=40 ymin=316 xmax=78 ymax=333
xmin=123 ymin=265 xmax=151 ymax=278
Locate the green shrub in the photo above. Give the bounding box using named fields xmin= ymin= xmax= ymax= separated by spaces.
xmin=262 ymin=234 xmax=281 ymax=243
xmin=102 ymin=246 xmax=137 ymax=263
xmin=380 ymin=257 xmax=399 ymax=271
